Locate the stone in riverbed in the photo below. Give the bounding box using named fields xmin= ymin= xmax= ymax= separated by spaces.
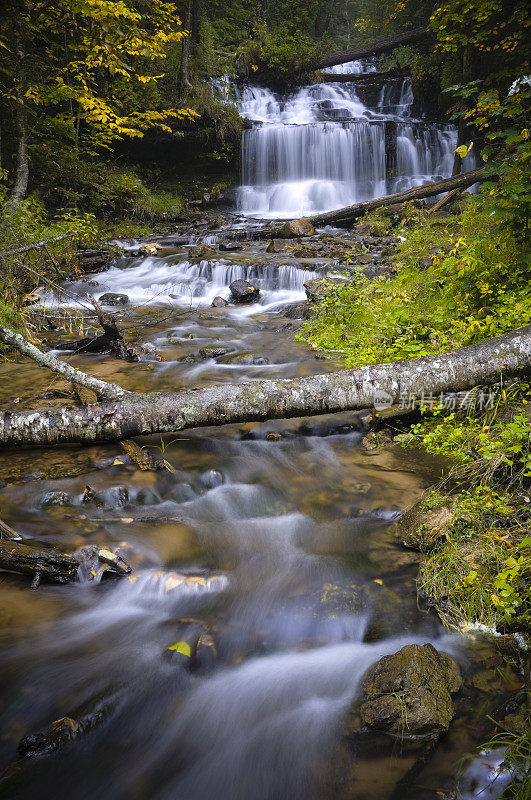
xmin=167 ymin=482 xmax=196 ymax=503
xmin=229 ymin=279 xmax=260 ymax=303
xmin=394 ymin=495 xmax=461 ymax=551
xmin=281 ymin=219 xmax=315 ymax=238
xmin=199 ymin=346 xmax=229 ymax=359
xmin=218 ymin=353 xmax=269 ymax=365
xmin=197 ymin=469 xmax=224 ymax=490
xmin=219 ymin=242 xmax=243 ymax=252
xmin=98 ymin=292 xmax=129 ymax=306
xmin=266 ymin=239 xmax=293 ymax=253
xmin=211 ymin=296 xmax=229 ymax=308
xmin=348 ymin=644 xmax=461 ymax=748
xmin=136 ymin=487 xmax=160 ymax=506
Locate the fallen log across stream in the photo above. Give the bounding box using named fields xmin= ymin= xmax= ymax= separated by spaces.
xmin=0 ymin=324 xmax=530 ymax=448
xmin=309 ymin=168 xmax=486 ymax=226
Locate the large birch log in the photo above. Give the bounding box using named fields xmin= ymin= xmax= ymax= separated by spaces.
xmin=309 ymin=169 xmax=485 ymax=226
xmin=0 ymin=325 xmax=530 ymax=448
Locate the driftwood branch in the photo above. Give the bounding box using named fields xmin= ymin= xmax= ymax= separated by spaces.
xmin=312 ymin=27 xmax=431 ymax=72
xmin=427 ymin=188 xmax=461 ymax=216
xmin=0 ymin=326 xmax=133 ymax=400
xmin=0 ymin=325 xmax=529 ymax=448
xmin=309 ymin=168 xmax=485 ymax=226
xmin=0 ymin=540 xmax=80 ymax=584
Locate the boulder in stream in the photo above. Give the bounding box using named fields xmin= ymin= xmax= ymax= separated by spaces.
xmin=199 ymin=346 xmax=229 ymax=359
xmin=347 ymin=643 xmax=462 ymax=749
xmin=98 ymin=292 xmax=129 ymax=306
xmin=394 ymin=495 xmax=462 ymax=551
xmin=281 ymin=219 xmax=315 ymax=238
xmin=266 ymin=238 xmax=293 ymax=253
xmin=211 ymin=296 xmax=229 ymax=308
xmin=229 ymin=279 xmax=260 ymax=303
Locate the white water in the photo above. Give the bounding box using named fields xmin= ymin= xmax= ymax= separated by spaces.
xmin=233 ymin=66 xmax=467 ymax=218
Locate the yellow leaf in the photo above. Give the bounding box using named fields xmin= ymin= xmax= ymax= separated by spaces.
xmin=167 ymin=641 xmax=191 ymax=657
xmin=165 ymin=575 xmax=185 ymax=592
xmin=373 ymin=578 xmax=383 ymax=585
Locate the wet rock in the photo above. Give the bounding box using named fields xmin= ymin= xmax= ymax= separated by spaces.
xmin=41 ymin=491 xmax=72 ymax=508
xmin=197 ymin=469 xmax=223 ymax=490
xmin=350 ymin=644 xmax=462 ymax=747
xmin=199 ymin=346 xmax=229 ymax=359
xmin=167 ymin=482 xmax=196 ymax=503
xmin=350 ymin=222 xmax=373 ymax=236
xmin=139 ymin=242 xmax=162 ymax=256
xmin=176 ymin=353 xmax=198 ymax=363
xmin=101 ymin=485 xmax=129 ymax=507
xmin=77 ymin=248 xmax=118 ymax=272
xmin=229 ymin=279 xmax=260 ymax=303
xmin=281 ymin=219 xmax=315 ymax=238
xmin=136 ymin=488 xmax=160 ymax=506
xmin=98 ymin=292 xmax=129 ymax=306
xmin=304 ymin=277 xmax=349 ymax=302
xmin=394 ymin=496 xmax=460 ymax=551
xmin=218 ymin=353 xmax=269 ymax=365
xmin=219 ymin=242 xmax=243 ymax=252
xmin=188 ymin=242 xmax=216 ymax=260
xmin=211 ymin=296 xmax=229 ymax=308
xmin=266 ymin=239 xmax=292 ymax=253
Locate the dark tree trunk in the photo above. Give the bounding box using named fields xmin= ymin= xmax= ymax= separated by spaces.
xmin=179 ymin=0 xmax=193 ymax=89
xmin=191 ymin=0 xmax=201 ymax=44
xmin=10 ymin=21 xmax=29 ymax=203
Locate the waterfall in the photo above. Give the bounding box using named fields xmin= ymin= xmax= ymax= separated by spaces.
xmin=232 ymin=66 xmax=466 ymax=219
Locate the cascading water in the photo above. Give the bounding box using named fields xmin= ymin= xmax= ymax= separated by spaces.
xmin=233 ymin=64 xmax=468 ymax=218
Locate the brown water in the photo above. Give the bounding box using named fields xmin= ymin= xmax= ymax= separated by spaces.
xmin=0 ymin=240 xmax=513 ymax=800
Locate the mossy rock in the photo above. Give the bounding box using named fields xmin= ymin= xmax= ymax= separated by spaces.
xmin=347 ymin=644 xmax=461 ymax=749
xmin=394 ymin=495 xmax=463 ymax=551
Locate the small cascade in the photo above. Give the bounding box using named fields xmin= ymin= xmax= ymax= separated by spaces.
xmin=231 ymin=63 xmax=470 ymax=218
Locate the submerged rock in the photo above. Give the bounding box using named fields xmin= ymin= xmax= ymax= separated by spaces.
xmin=281 ymin=219 xmax=315 ymax=238
xmin=135 ymin=487 xmax=160 ymax=506
xmin=98 ymin=292 xmax=129 ymax=306
xmin=41 ymin=491 xmax=72 ymax=508
xmin=197 ymin=469 xmax=224 ymax=490
xmin=167 ymin=482 xmax=196 ymax=503
xmin=218 ymin=353 xmax=269 ymax=365
xmin=211 ymin=296 xmax=229 ymax=308
xmin=229 ymin=279 xmax=260 ymax=303
xmin=199 ymin=346 xmax=229 ymax=359
xmin=348 ymin=643 xmax=461 ymax=748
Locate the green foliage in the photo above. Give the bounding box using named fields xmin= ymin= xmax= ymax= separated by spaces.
xmin=479 ymin=720 xmax=531 ymax=800
xmin=299 ymin=191 xmax=530 ymax=366
xmin=418 ymin=488 xmax=531 ymax=634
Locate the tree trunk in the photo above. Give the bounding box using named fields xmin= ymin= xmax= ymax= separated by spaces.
xmin=191 ymin=0 xmax=201 ymax=44
xmin=0 ymin=324 xmax=529 ymax=448
xmin=10 ymin=22 xmax=29 ymax=204
xmin=179 ymin=0 xmax=192 ymax=90
xmin=309 ymin=168 xmax=486 ymax=226
xmin=312 ymin=27 xmax=431 ymax=72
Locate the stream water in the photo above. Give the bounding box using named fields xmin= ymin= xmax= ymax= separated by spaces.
xmin=0 ymin=68 xmax=507 ymax=800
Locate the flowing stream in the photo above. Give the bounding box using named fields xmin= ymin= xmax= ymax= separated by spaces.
xmin=0 ymin=67 xmax=501 ymax=800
